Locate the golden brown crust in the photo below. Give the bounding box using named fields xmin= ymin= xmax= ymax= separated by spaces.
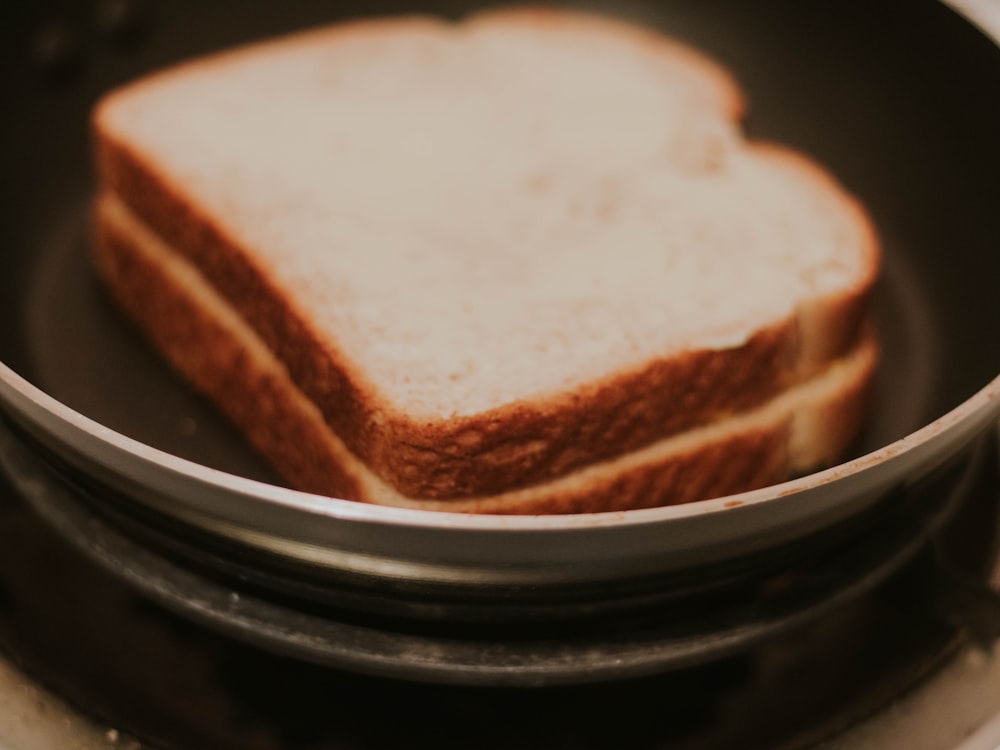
xmin=93 ymin=193 xmax=876 ymax=515
xmin=93 ymin=203 xmax=365 ymax=501
xmin=91 ymin=7 xmax=878 ymax=501
xmin=401 ymin=429 xmax=791 ymax=514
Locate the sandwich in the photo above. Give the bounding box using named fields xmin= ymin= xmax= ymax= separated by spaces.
xmin=91 ymin=7 xmax=879 ymax=514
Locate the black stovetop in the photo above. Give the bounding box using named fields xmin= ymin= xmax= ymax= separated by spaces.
xmin=1 ymin=437 xmax=999 ymax=750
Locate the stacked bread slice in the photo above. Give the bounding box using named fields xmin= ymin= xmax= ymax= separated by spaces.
xmin=92 ymin=8 xmax=879 ymax=514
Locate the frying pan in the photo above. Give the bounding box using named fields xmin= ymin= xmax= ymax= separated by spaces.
xmin=1 ymin=0 xmax=1000 ymax=607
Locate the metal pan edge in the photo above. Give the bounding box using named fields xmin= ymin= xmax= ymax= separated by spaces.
xmin=2 ymin=360 xmax=998 ymax=588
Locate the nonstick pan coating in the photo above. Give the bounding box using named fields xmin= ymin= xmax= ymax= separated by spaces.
xmin=1 ymin=0 xmax=1000 ymax=592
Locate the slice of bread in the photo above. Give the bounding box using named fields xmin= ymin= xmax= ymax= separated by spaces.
xmin=91 ymin=7 xmax=879 ymax=509
xmin=95 ymin=192 xmax=876 ymax=514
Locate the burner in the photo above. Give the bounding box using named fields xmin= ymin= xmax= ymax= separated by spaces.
xmin=0 ymin=429 xmax=998 ymax=749
xmin=2 ymin=417 xmax=997 ymax=687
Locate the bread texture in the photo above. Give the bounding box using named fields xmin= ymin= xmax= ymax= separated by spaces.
xmin=91 ymin=7 xmax=879 ymax=510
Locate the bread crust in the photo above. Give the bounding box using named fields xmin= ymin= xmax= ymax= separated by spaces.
xmin=94 ymin=192 xmax=876 ymax=514
xmin=94 ymin=197 xmax=366 ymax=501
xmin=92 ymin=7 xmax=879 ymax=501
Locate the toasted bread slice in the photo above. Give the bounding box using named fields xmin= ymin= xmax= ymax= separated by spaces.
xmin=92 ymin=8 xmax=878 ymax=504
xmin=95 ymin=193 xmax=875 ymax=514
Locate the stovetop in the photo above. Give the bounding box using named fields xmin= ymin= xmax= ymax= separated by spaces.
xmin=0 ymin=428 xmax=999 ymax=750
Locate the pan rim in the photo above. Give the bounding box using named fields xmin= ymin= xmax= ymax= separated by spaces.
xmin=2 ymin=359 xmax=998 ymax=532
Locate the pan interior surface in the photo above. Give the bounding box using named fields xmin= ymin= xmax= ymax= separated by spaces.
xmin=2 ymin=0 xmax=1000 ymax=523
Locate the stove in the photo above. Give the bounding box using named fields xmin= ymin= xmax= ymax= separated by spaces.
xmin=0 ymin=427 xmax=999 ymax=750
xmin=2 ymin=1 xmax=1000 ymax=748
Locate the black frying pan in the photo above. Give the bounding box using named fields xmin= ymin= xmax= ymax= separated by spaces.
xmin=1 ymin=0 xmax=1000 ymax=681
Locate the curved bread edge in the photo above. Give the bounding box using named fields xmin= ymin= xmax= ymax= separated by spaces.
xmin=94 ymin=192 xmax=877 ymax=515
xmin=463 ymin=5 xmax=746 ymax=120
